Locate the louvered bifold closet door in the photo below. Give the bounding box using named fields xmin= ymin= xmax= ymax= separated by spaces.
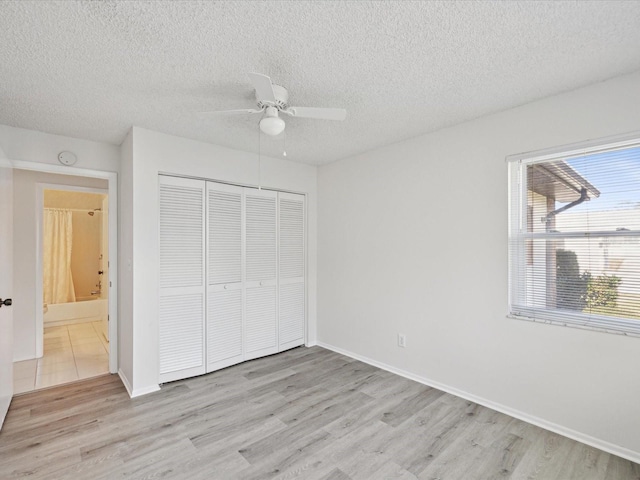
xmin=159 ymin=176 xmax=206 ymax=383
xmin=206 ymin=182 xmax=244 ymax=372
xmin=244 ymin=188 xmax=278 ymax=361
xmin=278 ymin=193 xmax=305 ymax=350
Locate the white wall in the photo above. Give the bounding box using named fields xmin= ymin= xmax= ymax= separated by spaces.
xmin=118 ymin=130 xmax=134 ymax=390
xmin=11 ymin=169 xmax=110 ymax=361
xmin=0 ymin=124 xmax=120 ymax=172
xmin=317 ymin=70 xmax=640 ymax=460
xmin=122 ymin=127 xmax=317 ymax=396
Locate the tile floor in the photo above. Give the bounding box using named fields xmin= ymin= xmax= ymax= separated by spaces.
xmin=13 ymin=321 xmax=109 ymax=394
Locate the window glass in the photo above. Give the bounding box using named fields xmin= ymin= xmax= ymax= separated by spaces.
xmin=509 ymin=142 xmax=640 ymax=333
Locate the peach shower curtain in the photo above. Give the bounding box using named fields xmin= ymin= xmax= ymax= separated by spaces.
xmin=43 ymin=208 xmax=76 ymax=304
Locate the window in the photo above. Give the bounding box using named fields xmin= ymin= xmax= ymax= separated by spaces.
xmin=508 ymin=136 xmax=640 ymax=335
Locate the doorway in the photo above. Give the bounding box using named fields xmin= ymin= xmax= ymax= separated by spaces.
xmin=33 ymin=188 xmax=108 ymax=390
xmin=10 ymin=166 xmax=117 ymax=394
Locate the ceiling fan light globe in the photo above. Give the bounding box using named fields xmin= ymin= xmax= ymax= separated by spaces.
xmin=260 ymin=116 xmax=285 ymax=136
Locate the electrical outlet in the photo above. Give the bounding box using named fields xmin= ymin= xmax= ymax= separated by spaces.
xmin=398 ymin=333 xmax=406 ymax=348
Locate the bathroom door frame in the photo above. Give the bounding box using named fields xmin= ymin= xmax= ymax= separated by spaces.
xmin=12 ymin=160 xmax=118 ymax=375
xmin=36 ymin=183 xmax=109 ymax=354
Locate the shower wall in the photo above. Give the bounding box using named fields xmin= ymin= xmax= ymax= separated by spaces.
xmin=69 ymin=210 xmax=101 ymax=298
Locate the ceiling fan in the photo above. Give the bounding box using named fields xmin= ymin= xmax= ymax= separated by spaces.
xmin=202 ymin=73 xmax=347 ymax=136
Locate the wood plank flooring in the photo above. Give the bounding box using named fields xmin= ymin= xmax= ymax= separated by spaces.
xmin=1 ymin=346 xmax=638 ymax=479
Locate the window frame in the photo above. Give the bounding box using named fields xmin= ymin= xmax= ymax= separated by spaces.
xmin=507 ymin=133 xmax=640 ymax=337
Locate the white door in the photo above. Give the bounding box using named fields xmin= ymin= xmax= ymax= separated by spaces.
xmin=158 ymin=176 xmax=206 ymax=383
xmin=0 ymin=158 xmax=13 ymax=429
xmin=278 ymin=192 xmax=305 ymax=351
xmin=244 ymin=188 xmax=278 ymax=361
xmin=206 ymin=182 xmax=244 ymax=372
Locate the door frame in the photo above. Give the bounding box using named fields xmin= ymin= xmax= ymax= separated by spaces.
xmin=12 ymin=160 xmax=118 ymax=374
xmin=35 ymin=183 xmax=109 ymax=359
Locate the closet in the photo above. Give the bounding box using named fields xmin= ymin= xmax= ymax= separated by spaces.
xmin=159 ymin=175 xmax=305 ymax=383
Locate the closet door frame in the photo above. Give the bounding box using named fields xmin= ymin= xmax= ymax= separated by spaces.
xmin=158 ymin=173 xmax=308 ymax=383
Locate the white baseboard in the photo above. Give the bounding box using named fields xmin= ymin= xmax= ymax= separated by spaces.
xmin=131 ymin=384 xmax=161 ymax=397
xmin=0 ymin=396 xmax=11 ymax=430
xmin=118 ymin=369 xmax=133 ymax=397
xmin=316 ymin=341 xmax=640 ymax=465
xmin=117 ymin=369 xmax=161 ymax=398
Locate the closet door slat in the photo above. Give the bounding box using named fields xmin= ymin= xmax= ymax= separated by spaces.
xmin=159 ymin=176 xmax=206 ymax=383
xmin=245 ymin=193 xmax=277 ymax=282
xmin=278 ymin=192 xmax=305 ymax=351
xmin=207 ymin=287 xmax=243 ymax=370
xmin=244 ymin=188 xmax=278 ymax=360
xmin=206 ymin=182 xmax=244 ymax=372
xmin=160 ymin=294 xmax=204 ymax=374
xmin=160 ymin=184 xmax=204 ymax=288
xmin=208 ymin=188 xmax=242 ymax=285
xmin=279 ymin=196 xmax=305 ymax=279
xmin=279 ymin=282 xmax=304 ymax=346
xmin=245 ymin=285 xmax=277 ymax=358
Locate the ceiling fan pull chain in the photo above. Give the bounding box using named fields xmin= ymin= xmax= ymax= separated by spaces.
xmin=258 ymin=122 xmax=262 ymax=190
xmin=283 ymin=130 xmax=287 ymax=157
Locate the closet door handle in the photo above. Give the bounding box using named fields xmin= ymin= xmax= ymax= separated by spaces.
xmin=0 ymin=298 xmax=12 ymax=308
xmin=224 ymin=284 xmax=228 ymax=290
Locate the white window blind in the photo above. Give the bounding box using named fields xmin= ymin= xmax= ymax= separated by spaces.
xmin=508 ymin=138 xmax=640 ymax=335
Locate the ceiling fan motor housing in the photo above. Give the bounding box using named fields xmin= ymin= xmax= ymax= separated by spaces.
xmin=257 ymin=84 xmax=289 ymax=110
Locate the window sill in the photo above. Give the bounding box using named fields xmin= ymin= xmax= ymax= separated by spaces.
xmin=507 ymin=313 xmax=640 ymax=338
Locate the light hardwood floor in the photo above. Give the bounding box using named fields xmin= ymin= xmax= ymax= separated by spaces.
xmin=1 ymin=346 xmax=638 ymax=479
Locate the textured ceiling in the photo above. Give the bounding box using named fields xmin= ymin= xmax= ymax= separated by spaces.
xmin=2 ymin=1 xmax=640 ymax=166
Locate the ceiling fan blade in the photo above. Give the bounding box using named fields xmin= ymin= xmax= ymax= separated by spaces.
xmin=198 ymin=108 xmax=263 ymax=116
xmin=248 ymin=72 xmax=276 ymax=103
xmin=285 ymin=106 xmax=347 ymax=121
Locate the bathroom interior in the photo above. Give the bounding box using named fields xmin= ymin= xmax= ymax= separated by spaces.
xmin=13 ymin=187 xmax=110 ymax=394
